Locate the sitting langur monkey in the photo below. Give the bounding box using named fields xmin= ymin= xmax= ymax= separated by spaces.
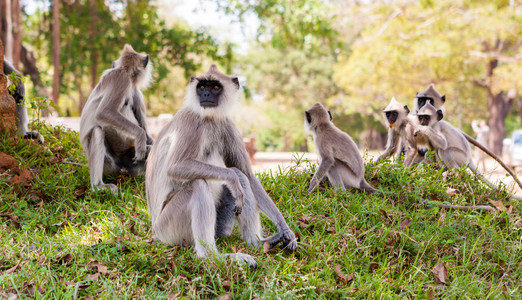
xmin=3 ymin=59 xmax=44 ymax=143
xmin=414 ymin=103 xmax=522 ymax=200
xmin=377 ymin=84 xmax=446 ymax=165
xmin=146 ymin=64 xmax=297 ymax=268
xmin=80 ymin=44 xmax=153 ymax=193
xmin=375 ymin=97 xmax=424 ymax=167
xmin=414 ymin=84 xmax=522 ymax=189
xmin=305 ymin=103 xmax=379 ymax=194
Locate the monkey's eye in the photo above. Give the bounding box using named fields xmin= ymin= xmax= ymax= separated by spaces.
xmin=200 ymin=86 xmax=205 ymax=90
xmin=213 ymin=85 xmax=219 ymax=90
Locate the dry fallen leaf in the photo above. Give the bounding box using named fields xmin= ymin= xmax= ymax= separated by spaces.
xmin=488 ymin=199 xmax=507 ymax=212
xmin=84 ymin=273 xmax=99 ymax=281
xmin=58 ymin=254 xmax=73 ymax=266
xmin=217 ymin=294 xmax=231 ymax=300
xmin=431 ymin=261 xmax=448 ymax=285
xmin=52 ymin=220 xmax=69 ymax=227
xmin=89 ymin=259 xmax=108 ymax=274
xmin=3 ymin=261 xmax=21 ymax=275
xmin=400 ymin=218 xmax=411 ymax=230
xmin=8 ymin=214 xmax=21 ymax=229
xmin=378 ymin=209 xmax=389 ymax=219
xmin=445 ymin=188 xmax=457 ymax=196
xmin=369 ymin=262 xmax=379 ymax=273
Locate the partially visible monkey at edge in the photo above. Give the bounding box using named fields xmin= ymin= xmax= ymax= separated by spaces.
xmin=414 ymin=103 xmax=522 ymax=200
xmin=80 ymin=44 xmax=153 ymax=193
xmin=146 ymin=64 xmax=297 ymax=269
xmin=305 ymin=102 xmax=379 ymax=194
xmin=413 ymin=84 xmax=522 ymax=189
xmin=3 ymin=59 xmax=44 ymax=143
xmin=375 ymin=97 xmax=424 ymax=167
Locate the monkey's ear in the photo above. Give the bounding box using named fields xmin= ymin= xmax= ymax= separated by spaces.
xmin=328 ymin=111 xmax=333 ymax=121
xmin=232 ymin=77 xmax=240 ymax=88
xmin=190 ymin=76 xmax=196 ymax=83
xmin=305 ymin=111 xmax=312 ymax=124
xmin=416 ymin=92 xmax=419 ymax=96
xmin=441 ymin=95 xmax=446 ymax=102
xmin=437 ymin=110 xmax=444 ymax=121
xmin=112 ymin=61 xmax=116 ymax=68
xmin=404 ymin=105 xmax=410 ymax=114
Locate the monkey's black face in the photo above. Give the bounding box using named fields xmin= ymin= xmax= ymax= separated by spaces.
xmin=143 ymin=55 xmax=149 ymax=67
xmin=418 ymin=115 xmax=431 ymax=126
xmin=385 ymin=111 xmax=398 ymax=123
xmin=417 ymin=97 xmax=434 ymax=109
xmin=196 ymin=80 xmax=223 ymax=107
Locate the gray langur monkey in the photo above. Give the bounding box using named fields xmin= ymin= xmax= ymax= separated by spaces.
xmin=3 ymin=59 xmax=44 ymax=143
xmin=146 ymin=64 xmax=297 ymax=269
xmin=414 ymin=103 xmax=522 ymax=200
xmin=414 ymin=84 xmax=522 ymax=190
xmin=80 ymin=44 xmax=153 ymax=193
xmin=413 ymin=83 xmax=446 ymax=115
xmin=375 ymin=97 xmax=424 ymax=167
xmin=305 ymin=102 xmax=379 ymax=194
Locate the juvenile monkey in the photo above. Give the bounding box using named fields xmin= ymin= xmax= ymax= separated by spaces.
xmin=414 ymin=84 xmax=522 ymax=189
xmin=80 ymin=44 xmax=153 ymax=193
xmin=414 ymin=103 xmax=522 ymax=199
xmin=305 ymin=102 xmax=379 ymax=194
xmin=3 ymin=59 xmax=44 ymax=143
xmin=146 ymin=64 xmax=297 ymax=269
xmin=375 ymin=98 xmax=423 ymax=167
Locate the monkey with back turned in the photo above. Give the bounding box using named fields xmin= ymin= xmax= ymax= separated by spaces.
xmin=80 ymin=44 xmax=153 ymax=193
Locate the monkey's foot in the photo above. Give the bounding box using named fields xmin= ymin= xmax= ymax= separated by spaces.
xmin=93 ymin=183 xmax=118 ymax=194
xmin=24 ymin=131 xmax=44 ymax=144
xmin=226 ymin=253 xmax=257 ymax=269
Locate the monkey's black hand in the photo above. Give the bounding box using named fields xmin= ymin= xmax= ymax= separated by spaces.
xmin=280 ymin=229 xmax=298 ymax=251
xmin=233 ymin=205 xmax=242 ymax=216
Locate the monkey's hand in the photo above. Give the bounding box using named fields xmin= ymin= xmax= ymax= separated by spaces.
xmin=133 ymin=130 xmax=148 ymax=164
xmin=228 ymin=168 xmax=246 ymax=215
xmin=146 ymin=134 xmax=154 ymax=146
xmin=413 ymin=128 xmax=422 ymax=137
xmin=307 ymin=177 xmax=318 ymax=194
xmin=262 ymin=229 xmax=298 ymax=252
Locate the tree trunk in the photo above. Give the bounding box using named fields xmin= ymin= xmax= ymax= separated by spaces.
xmin=89 ymin=0 xmax=98 ymax=90
xmin=488 ymin=90 xmax=513 ymax=155
xmin=0 ymin=39 xmax=17 ymax=134
xmin=52 ymin=0 xmax=60 ymax=107
xmin=11 ymin=0 xmax=21 ymax=68
xmin=4 ymin=0 xmax=13 ymax=61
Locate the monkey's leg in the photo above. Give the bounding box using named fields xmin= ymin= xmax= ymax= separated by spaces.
xmin=232 ymin=169 xmax=262 ymax=247
xmin=89 ymin=127 xmax=118 ymax=193
xmin=403 ymin=148 xmax=419 ymax=168
xmin=215 ymin=186 xmax=236 ymax=238
xmin=189 ymin=180 xmax=257 ymax=268
xmin=308 ymin=158 xmax=334 ymax=193
xmin=15 ymin=103 xmax=44 ymax=143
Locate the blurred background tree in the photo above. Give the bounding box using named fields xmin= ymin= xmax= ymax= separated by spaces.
xmin=1 ymin=0 xmax=521 ymax=154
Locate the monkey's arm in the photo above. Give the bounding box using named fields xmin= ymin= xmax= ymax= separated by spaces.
xmin=376 ymin=129 xmax=398 ymax=163
xmin=308 ymin=156 xmax=335 ymax=194
xmin=131 ymin=89 xmax=153 ymax=145
xmin=223 ymin=128 xmax=297 ymax=251
xmin=95 ymin=75 xmax=147 ymax=162
xmin=415 ymin=127 xmax=447 ymax=150
xmin=167 ymin=159 xmax=245 ymax=208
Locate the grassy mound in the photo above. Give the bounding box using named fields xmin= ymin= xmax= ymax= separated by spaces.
xmin=1 ymin=123 xmax=521 ymax=298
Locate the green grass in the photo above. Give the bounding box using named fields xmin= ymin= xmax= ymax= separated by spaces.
xmin=1 ymin=123 xmax=521 ymax=299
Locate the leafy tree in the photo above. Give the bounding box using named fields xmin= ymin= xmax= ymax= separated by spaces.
xmin=334 ymin=0 xmax=522 ymax=155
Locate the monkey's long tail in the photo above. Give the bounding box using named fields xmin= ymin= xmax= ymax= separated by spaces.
xmin=468 ymin=160 xmax=522 ymax=201
xmin=419 ymin=198 xmax=496 ymax=212
xmin=463 ymin=133 xmax=522 ymax=190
